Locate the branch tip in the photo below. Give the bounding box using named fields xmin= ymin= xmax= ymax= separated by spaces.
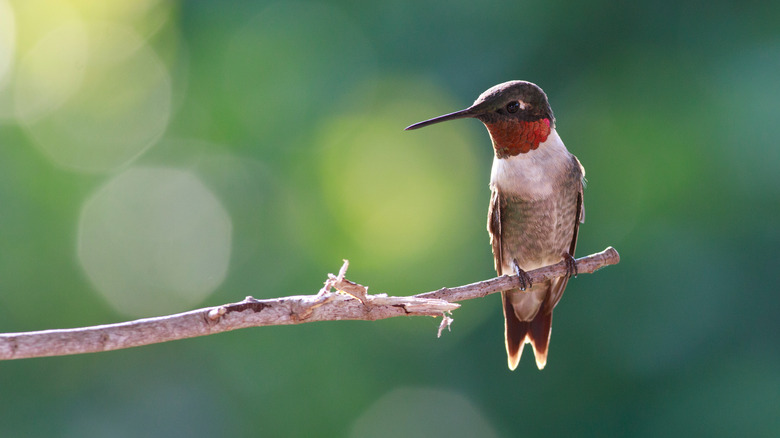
xmin=437 ymin=313 xmax=454 ymax=338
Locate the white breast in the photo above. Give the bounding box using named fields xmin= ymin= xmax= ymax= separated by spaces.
xmin=489 ymin=129 xmax=572 ymax=199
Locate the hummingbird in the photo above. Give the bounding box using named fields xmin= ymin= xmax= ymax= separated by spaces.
xmin=405 ymin=80 xmax=584 ymax=370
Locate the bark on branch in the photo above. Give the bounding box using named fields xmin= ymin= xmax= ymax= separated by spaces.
xmin=0 ymin=247 xmax=619 ymax=360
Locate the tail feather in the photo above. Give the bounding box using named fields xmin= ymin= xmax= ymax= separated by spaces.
xmin=528 ymin=302 xmax=553 ymax=369
xmin=503 ymin=291 xmax=553 ymax=370
xmin=502 ymin=290 xmax=529 ymax=370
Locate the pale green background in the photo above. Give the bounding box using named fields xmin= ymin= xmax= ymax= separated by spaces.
xmin=1 ymin=0 xmax=778 ymax=436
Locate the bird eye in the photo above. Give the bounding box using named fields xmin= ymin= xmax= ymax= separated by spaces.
xmin=506 ymin=101 xmax=520 ymax=113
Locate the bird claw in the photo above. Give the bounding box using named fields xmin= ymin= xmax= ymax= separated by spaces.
xmin=563 ymin=253 xmax=578 ymax=278
xmin=512 ymin=259 xmax=532 ymax=291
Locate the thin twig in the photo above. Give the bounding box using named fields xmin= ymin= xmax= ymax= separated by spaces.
xmin=0 ymin=247 xmax=619 ymax=360
xmin=415 ymin=246 xmax=620 ymax=301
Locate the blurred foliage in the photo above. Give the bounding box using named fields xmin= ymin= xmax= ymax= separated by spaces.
xmin=1 ymin=0 xmax=779 ymax=436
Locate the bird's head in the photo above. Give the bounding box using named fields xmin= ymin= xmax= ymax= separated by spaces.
xmin=406 ymin=80 xmax=555 ymax=158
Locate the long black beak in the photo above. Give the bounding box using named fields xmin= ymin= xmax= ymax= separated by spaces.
xmin=404 ymin=107 xmax=477 ymax=131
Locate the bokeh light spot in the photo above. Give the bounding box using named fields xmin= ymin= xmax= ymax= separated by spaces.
xmin=15 ymin=22 xmax=171 ymax=172
xmin=0 ymin=0 xmax=15 ymax=89
xmin=78 ymin=167 xmax=231 ymax=317
xmin=350 ymin=387 xmax=498 ymax=438
xmin=12 ymin=20 xmax=87 ymax=122
xmin=0 ymin=0 xmax=83 ymax=121
xmin=314 ymin=84 xmax=481 ymax=269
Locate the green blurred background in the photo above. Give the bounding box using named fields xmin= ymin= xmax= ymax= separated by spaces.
xmin=1 ymin=0 xmax=779 ymax=436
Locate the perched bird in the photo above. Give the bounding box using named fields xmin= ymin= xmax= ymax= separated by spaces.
xmin=406 ymin=81 xmax=585 ymax=370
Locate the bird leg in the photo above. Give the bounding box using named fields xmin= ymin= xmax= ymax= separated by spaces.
xmin=562 ymin=252 xmax=578 ymax=278
xmin=512 ymin=258 xmax=532 ymax=291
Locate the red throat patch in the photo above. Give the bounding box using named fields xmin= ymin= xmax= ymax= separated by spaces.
xmin=485 ymin=118 xmax=551 ymax=158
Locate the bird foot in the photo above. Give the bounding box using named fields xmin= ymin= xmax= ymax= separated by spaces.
xmin=562 ymin=253 xmax=578 ymax=278
xmin=512 ymin=259 xmax=532 ymax=291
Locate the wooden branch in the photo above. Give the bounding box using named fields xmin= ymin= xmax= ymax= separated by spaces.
xmin=0 ymin=247 xmax=619 ymax=360
xmin=415 ymin=246 xmax=620 ymax=301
